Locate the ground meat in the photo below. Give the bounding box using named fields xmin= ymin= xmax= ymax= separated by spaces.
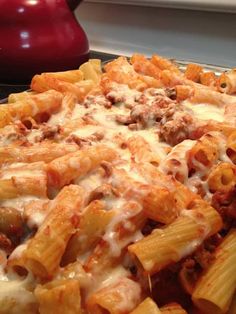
xmin=115 ymin=114 xmax=134 ymax=125
xmin=84 ymin=94 xmax=112 ymax=108
xmin=111 ymin=87 xmax=180 ymax=130
xmin=133 ymin=97 xmax=177 ymax=126
xmin=151 ymin=267 xmax=191 ymax=309
xmin=211 ymin=187 xmax=236 ymax=229
xmin=66 ymin=131 xmax=104 ymax=147
xmin=0 ymin=122 xmax=30 ymax=146
xmin=179 ymin=258 xmax=199 ymax=295
xmin=1 ymin=132 xmax=27 ymax=145
xmin=159 ymin=112 xmax=195 ymax=145
xmin=39 ymin=124 xmax=61 ymax=141
xmin=193 ymin=246 xmax=215 ymax=270
xmin=130 ymin=104 xmax=151 ymax=127
xmin=100 ymin=161 xmax=113 ymax=177
xmin=0 ymin=232 xmax=12 ymax=253
xmin=141 ymin=219 xmax=164 ymax=236
xmin=179 ymin=234 xmax=221 ymax=295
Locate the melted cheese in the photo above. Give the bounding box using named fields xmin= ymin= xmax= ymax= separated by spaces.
xmin=9 ymin=243 xmax=28 ymax=261
xmin=1 ymin=62 xmax=235 ymax=310
xmin=0 ymin=274 xmax=37 ymax=313
xmin=94 ymin=266 xmax=130 ymax=292
xmin=0 ymin=196 xmax=42 ymax=212
xmin=71 ymin=125 xmax=104 ymax=138
xmin=160 ymin=139 xmax=196 ymax=183
xmin=183 ymin=100 xmax=224 ymax=122
xmin=179 ymin=210 xmax=210 ymax=257
xmin=107 ymin=83 xmax=141 ymax=108
xmin=27 ymin=212 xmax=47 ymax=229
xmin=110 ymin=278 xmax=141 ymax=313
xmin=75 ymin=170 xmax=104 ymax=193
xmin=103 ymin=201 xmax=143 ymax=257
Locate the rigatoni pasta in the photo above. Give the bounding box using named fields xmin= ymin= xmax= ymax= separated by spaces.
xmin=130 ymin=297 xmax=162 ymax=314
xmin=23 ymin=185 xmax=86 ymax=278
xmin=128 ymin=202 xmax=222 ymax=275
xmin=35 ymin=278 xmax=82 ymax=314
xmin=192 ymin=229 xmax=236 ymax=314
xmin=0 ymin=54 xmax=235 ymax=314
xmin=47 ymin=144 xmax=118 ymax=188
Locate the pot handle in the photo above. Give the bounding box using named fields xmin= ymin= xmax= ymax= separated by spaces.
xmin=66 ymin=0 xmax=83 ymax=11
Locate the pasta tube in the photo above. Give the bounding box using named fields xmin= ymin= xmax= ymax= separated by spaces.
xmin=23 ymin=185 xmax=85 ymax=278
xmin=59 ymin=260 xmax=92 ymax=289
xmin=103 ymin=57 xmax=148 ymax=91
xmin=160 ymin=303 xmax=187 ymax=314
xmin=159 ymin=139 xmax=196 ymax=183
xmin=127 ymin=135 xmax=160 ymax=165
xmin=0 ymin=142 xmax=78 ymax=165
xmin=207 ymin=162 xmax=236 ymax=193
xmin=23 ymin=199 xmax=50 ymax=229
xmin=130 ymin=297 xmax=161 ymax=314
xmin=7 ymin=241 xmax=30 ymax=275
xmin=134 ymin=162 xmax=197 ymax=211
xmin=151 ymin=54 xmax=180 ymax=73
xmin=31 ymin=69 xmax=84 ymax=91
xmin=192 ymin=121 xmax=236 ymax=139
xmin=217 ymin=68 xmax=236 ymax=94
xmin=7 ymin=90 xmax=62 ymax=122
xmin=86 ymin=277 xmax=141 ymax=314
xmin=111 ymin=167 xmax=179 ymax=224
xmin=190 ymin=85 xmax=236 ymax=105
xmin=130 ymin=54 xmax=162 ymax=79
xmin=187 ymin=132 xmax=222 ymax=171
xmin=141 ymin=185 xmax=179 ymax=223
xmin=199 ymin=71 xmax=216 ymax=87
xmin=79 ymin=60 xmax=101 ymax=83
xmin=0 ymin=105 xmax=12 ymax=128
xmin=192 ymin=229 xmax=236 ymax=314
xmin=0 ymin=276 xmax=38 ymax=314
xmin=226 ymin=130 xmax=236 ymax=164
xmin=85 ymin=201 xmax=146 ymax=273
xmin=61 ymin=200 xmax=115 ymax=265
xmin=35 ymin=278 xmax=81 ymax=314
xmin=128 ymin=201 xmax=222 ymax=275
xmin=31 ymin=74 xmax=95 ymax=102
xmin=0 ymin=161 xmax=47 ymax=200
xmin=8 ymin=91 xmax=36 ymax=103
xmin=47 ymin=144 xmax=118 ymax=188
xmin=0 ymin=175 xmax=47 ymax=200
xmin=184 ymin=63 xmax=203 ymax=82
xmin=175 ymin=85 xmax=193 ymax=101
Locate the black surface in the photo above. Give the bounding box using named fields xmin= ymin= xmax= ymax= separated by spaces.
xmin=0 ymin=84 xmax=29 ymax=103
xmin=0 ymin=50 xmax=118 ymax=102
xmin=89 ymin=50 xmax=120 ymax=62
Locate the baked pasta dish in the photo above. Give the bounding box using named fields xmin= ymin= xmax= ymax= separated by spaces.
xmin=0 ymin=54 xmax=235 ymax=314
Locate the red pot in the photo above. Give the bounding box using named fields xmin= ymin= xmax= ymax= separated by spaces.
xmin=0 ymin=0 xmax=89 ymax=83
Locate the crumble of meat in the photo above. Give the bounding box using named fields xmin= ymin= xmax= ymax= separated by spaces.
xmin=159 ymin=112 xmax=196 ymax=146
xmin=179 ymin=233 xmax=222 ymax=294
xmin=65 ymin=130 xmax=104 ymax=147
xmin=211 ymin=187 xmax=236 ymax=230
